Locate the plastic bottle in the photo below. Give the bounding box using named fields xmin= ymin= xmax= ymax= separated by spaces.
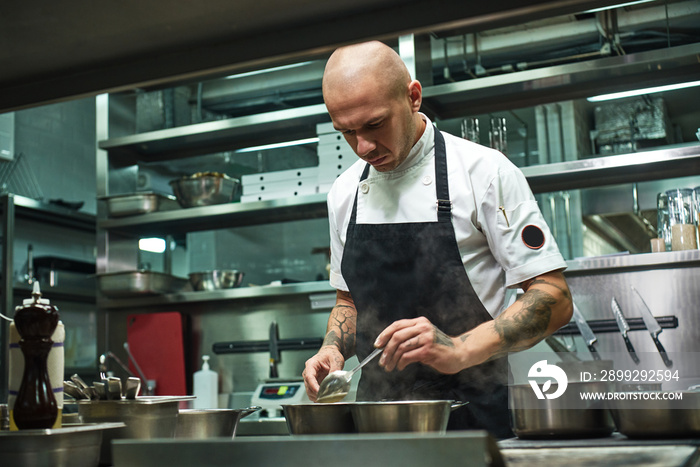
xmin=193 ymin=355 xmax=218 ymax=409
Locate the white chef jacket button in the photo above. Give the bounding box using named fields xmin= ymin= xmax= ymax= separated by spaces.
xmin=360 ymin=182 xmax=370 ymax=194
xmin=422 ymin=175 xmax=432 ymax=185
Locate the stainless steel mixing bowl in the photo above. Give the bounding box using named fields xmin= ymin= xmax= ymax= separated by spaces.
xmin=189 ymin=270 xmax=245 ymax=291
xmin=169 ymin=172 xmax=239 ymax=208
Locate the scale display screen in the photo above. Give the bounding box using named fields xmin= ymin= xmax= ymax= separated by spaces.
xmin=257 ymin=383 xmax=302 ymax=400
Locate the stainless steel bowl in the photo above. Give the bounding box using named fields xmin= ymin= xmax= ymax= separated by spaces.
xmin=349 ymin=400 xmax=452 ymax=433
xmin=175 ymin=407 xmax=260 ymax=439
xmin=169 ymin=172 xmax=239 ymax=208
xmin=189 ymin=270 xmax=244 ymax=291
xmin=282 ymin=403 xmax=356 ymax=435
xmin=509 ymin=382 xmax=615 ymax=439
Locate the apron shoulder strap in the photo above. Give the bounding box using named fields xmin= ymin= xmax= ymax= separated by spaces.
xmin=433 ymin=128 xmax=452 ymax=222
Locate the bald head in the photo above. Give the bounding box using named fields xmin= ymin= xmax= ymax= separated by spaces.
xmin=322 ymin=41 xmax=412 ymax=103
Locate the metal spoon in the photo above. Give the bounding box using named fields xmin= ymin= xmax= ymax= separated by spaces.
xmin=316 ymin=347 xmax=383 ymax=403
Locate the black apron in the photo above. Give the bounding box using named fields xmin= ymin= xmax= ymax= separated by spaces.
xmin=340 ymin=128 xmax=512 ymax=439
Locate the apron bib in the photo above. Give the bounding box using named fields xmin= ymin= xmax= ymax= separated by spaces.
xmin=340 ymin=128 xmax=512 ymax=438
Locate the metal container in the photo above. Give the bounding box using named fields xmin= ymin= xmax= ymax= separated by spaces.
xmin=175 ymin=406 xmax=260 ymax=439
xmin=282 ymin=403 xmax=356 ymax=435
xmin=509 ymin=381 xmax=615 ymax=439
xmin=100 ymin=192 xmax=180 ymax=217
xmin=169 ymin=172 xmax=239 ymax=208
xmin=189 ymin=270 xmax=245 ymax=291
xmin=77 ymin=396 xmax=188 ymax=465
xmin=609 ymin=390 xmax=700 ymax=438
xmin=349 ymin=400 xmax=452 ymax=434
xmin=0 ymin=422 xmax=123 ymax=467
xmin=96 ymin=270 xmax=188 ymax=297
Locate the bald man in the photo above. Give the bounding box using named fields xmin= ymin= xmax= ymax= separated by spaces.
xmin=303 ymin=41 xmax=573 ymax=438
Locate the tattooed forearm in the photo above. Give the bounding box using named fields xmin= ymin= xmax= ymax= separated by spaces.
xmin=493 ymin=289 xmax=556 ymax=351
xmin=433 ymin=326 xmax=456 ymax=347
xmin=325 ymin=303 xmax=356 ymax=358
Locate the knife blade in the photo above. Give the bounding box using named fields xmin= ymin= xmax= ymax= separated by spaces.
xmin=269 ymin=321 xmax=280 ymax=378
xmin=611 ymin=297 xmax=640 ymax=364
xmin=631 ymin=285 xmax=673 ymax=368
xmin=572 ymin=304 xmax=601 ymax=360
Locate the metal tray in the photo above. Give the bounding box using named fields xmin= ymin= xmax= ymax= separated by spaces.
xmin=100 ymin=192 xmax=179 ymax=217
xmin=96 ymin=270 xmax=189 ymax=297
xmin=0 ymin=422 xmax=124 ymax=467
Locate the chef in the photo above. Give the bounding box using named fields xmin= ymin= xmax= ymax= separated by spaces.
xmin=302 ymin=40 xmax=573 ymax=439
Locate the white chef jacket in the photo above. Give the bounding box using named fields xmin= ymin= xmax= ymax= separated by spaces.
xmin=327 ymin=114 xmax=567 ymax=318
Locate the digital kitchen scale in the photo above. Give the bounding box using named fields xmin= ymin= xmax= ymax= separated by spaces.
xmin=250 ymin=379 xmax=310 ymax=418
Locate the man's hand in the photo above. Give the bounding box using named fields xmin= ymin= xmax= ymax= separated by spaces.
xmin=373 ymin=270 xmax=573 ymax=375
xmin=373 ymin=317 xmax=466 ymax=374
xmin=302 ymin=345 xmax=345 ymax=401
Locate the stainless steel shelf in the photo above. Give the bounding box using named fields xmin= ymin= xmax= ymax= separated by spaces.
xmin=422 ymin=43 xmax=700 ymax=117
xmin=97 ymin=280 xmax=334 ymax=309
xmin=99 ymin=104 xmax=329 ymax=163
xmin=522 ymin=143 xmax=700 ymax=194
xmin=565 ymin=249 xmax=700 ymax=275
xmin=97 ymin=144 xmax=700 ymax=235
xmin=3 ymin=194 xmax=95 ymax=232
xmin=98 ymin=192 xmax=328 ymax=236
xmin=97 ymin=250 xmax=700 ymax=311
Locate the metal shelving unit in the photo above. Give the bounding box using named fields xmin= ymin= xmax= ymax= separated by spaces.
xmin=95 ymin=41 xmax=700 ymax=311
xmin=0 ymin=193 xmax=96 ymax=401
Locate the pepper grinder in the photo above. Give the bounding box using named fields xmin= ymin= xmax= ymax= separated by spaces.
xmin=12 ymin=282 xmax=59 ymax=429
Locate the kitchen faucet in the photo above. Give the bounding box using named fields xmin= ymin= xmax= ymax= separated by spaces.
xmin=99 ymin=346 xmax=155 ymax=395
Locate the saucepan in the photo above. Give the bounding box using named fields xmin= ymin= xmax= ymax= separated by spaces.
xmin=509 ymin=381 xmax=615 ymax=439
xmin=350 ymin=400 xmax=467 ymax=434
xmin=175 ymin=406 xmax=260 ymax=439
xmin=609 ymin=389 xmax=700 ymax=438
xmin=283 ymin=400 xmax=467 ymax=435
xmin=282 ymin=403 xmax=356 ymax=435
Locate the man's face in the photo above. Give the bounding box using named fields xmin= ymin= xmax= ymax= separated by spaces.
xmin=325 ymin=78 xmax=419 ymax=172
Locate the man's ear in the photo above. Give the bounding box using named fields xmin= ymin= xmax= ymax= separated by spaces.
xmin=407 ymin=80 xmax=422 ymax=111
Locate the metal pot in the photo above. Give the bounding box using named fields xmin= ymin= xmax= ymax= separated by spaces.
xmin=175 ymin=406 xmax=260 ymax=439
xmin=76 ymin=396 xmax=190 ymax=465
xmin=609 ymin=390 xmax=700 ymax=438
xmin=509 ymin=381 xmax=615 ymax=439
xmin=349 ymin=400 xmax=460 ymax=434
xmin=282 ymin=403 xmax=355 ymax=435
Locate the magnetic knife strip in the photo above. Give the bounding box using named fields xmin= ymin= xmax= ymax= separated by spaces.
xmin=554 ymin=315 xmax=678 ymax=336
xmin=212 ymin=337 xmax=324 ymax=354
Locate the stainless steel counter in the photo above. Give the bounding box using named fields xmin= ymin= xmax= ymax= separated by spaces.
xmin=111 ymin=431 xmax=700 ymax=467
xmin=499 ymin=434 xmax=700 ymax=467
xmin=112 ymin=431 xmax=503 ymax=467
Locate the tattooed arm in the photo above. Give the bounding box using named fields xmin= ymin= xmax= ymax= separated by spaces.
xmin=302 ymin=289 xmax=357 ymax=401
xmin=375 ymin=270 xmax=572 ymax=374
